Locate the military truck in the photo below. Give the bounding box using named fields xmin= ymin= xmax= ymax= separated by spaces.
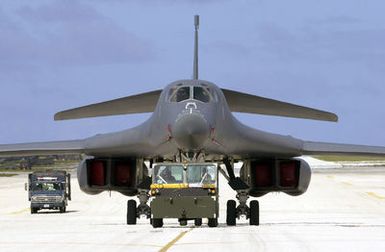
xmin=25 ymin=170 xmax=71 ymax=214
xmin=145 ymin=163 xmax=219 ymax=228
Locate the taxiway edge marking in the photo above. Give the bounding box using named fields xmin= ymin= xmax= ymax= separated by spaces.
xmin=159 ymin=228 xmax=192 ymax=252
xmin=366 ymin=192 xmax=385 ymax=200
xmin=8 ymin=208 xmax=29 ymax=215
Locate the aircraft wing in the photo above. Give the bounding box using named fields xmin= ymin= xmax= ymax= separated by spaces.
xmin=219 ymin=123 xmax=385 ymax=159
xmin=0 ymin=140 xmax=84 ymax=157
xmin=301 ymin=141 xmax=385 ymax=157
xmin=55 ymin=89 xmax=162 ymax=120
xmin=222 ymin=89 xmax=338 ymax=122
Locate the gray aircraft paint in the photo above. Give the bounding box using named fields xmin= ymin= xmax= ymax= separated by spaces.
xmin=1 ymin=16 xmax=385 ymax=160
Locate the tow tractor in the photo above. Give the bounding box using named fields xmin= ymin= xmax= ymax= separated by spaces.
xmin=146 ymin=163 xmax=218 ymax=228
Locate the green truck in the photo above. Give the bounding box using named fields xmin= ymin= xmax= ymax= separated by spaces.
xmin=148 ymin=163 xmax=219 ymax=228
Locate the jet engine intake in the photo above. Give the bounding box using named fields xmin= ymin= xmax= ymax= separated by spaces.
xmin=240 ymin=158 xmax=311 ymax=197
xmin=78 ymin=157 xmax=147 ymax=196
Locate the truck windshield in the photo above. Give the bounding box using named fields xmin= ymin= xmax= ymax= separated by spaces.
xmin=153 ymin=165 xmax=184 ymax=184
xmin=32 ymin=182 xmax=62 ymax=191
xmin=186 ymin=164 xmax=217 ymax=185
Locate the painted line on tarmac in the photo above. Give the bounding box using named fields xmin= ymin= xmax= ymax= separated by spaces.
xmin=366 ymin=192 xmax=385 ymax=200
xmin=8 ymin=208 xmax=29 ymax=215
xmin=159 ymin=228 xmax=192 ymax=252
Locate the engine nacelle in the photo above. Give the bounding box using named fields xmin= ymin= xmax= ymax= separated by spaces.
xmin=240 ymin=158 xmax=311 ymax=197
xmin=77 ymin=157 xmax=148 ymax=196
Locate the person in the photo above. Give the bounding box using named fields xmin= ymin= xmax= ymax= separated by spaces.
xmin=201 ymin=167 xmax=213 ymax=183
xmin=160 ymin=167 xmax=176 ymax=183
xmin=53 ymin=183 xmax=60 ymax=190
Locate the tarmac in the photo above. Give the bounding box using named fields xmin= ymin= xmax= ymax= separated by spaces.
xmin=1 ymin=164 xmax=385 ymax=252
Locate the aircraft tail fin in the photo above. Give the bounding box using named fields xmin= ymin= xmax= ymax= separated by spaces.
xmin=193 ymin=15 xmax=199 ymax=80
xmin=54 ymin=89 xmax=162 ymax=120
xmin=222 ymin=88 xmax=338 ymax=122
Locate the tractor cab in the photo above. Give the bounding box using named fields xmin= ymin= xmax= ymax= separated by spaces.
xmin=149 ymin=163 xmax=219 ymax=228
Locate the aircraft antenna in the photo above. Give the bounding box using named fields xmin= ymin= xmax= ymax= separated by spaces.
xmin=193 ymin=15 xmax=199 ymax=80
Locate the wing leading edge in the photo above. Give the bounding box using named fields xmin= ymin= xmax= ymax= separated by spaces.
xmin=302 ymin=141 xmax=385 ymax=156
xmin=0 ymin=140 xmax=84 ymax=157
xmin=54 ymin=89 xmax=162 ymax=121
xmin=222 ymin=89 xmax=338 ymax=122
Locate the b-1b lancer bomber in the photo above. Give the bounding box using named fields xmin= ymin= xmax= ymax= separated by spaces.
xmin=2 ymin=15 xmax=385 ymax=227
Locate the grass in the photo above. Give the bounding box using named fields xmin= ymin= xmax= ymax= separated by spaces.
xmin=0 ymin=160 xmax=79 ymax=172
xmin=0 ymin=173 xmax=18 ymax=177
xmin=0 ymin=168 xmax=30 ymax=172
xmin=313 ymin=155 xmax=385 ymax=162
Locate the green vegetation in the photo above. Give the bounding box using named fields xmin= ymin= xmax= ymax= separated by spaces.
xmin=0 ymin=173 xmax=18 ymax=177
xmin=0 ymin=155 xmax=80 ymax=171
xmin=313 ymin=155 xmax=385 ymax=162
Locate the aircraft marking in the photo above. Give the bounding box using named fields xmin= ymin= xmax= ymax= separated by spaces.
xmin=159 ymin=228 xmax=192 ymax=252
xmin=8 ymin=208 xmax=29 ymax=215
xmin=185 ymin=102 xmax=197 ymax=114
xmin=366 ymin=192 xmax=385 ymax=200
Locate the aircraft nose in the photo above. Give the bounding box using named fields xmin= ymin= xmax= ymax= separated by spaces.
xmin=173 ymin=113 xmax=210 ymax=150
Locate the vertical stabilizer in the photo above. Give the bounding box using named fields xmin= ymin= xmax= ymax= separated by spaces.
xmin=193 ymin=15 xmax=199 ymax=80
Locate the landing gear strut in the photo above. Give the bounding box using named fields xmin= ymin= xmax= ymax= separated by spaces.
xmin=127 ymin=189 xmax=151 ymax=225
xmin=222 ymin=158 xmax=259 ymax=226
xmin=226 ymin=191 xmax=259 ymax=226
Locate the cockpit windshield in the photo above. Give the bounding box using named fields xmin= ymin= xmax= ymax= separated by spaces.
xmin=168 ymin=85 xmax=216 ymax=103
xmin=169 ymin=86 xmax=190 ymax=102
xmin=193 ymin=87 xmax=210 ymax=103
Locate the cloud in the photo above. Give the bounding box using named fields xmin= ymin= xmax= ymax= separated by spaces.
xmin=0 ymin=1 xmax=153 ymax=73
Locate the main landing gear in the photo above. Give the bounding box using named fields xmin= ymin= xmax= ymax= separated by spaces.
xmin=226 ymin=190 xmax=259 ymax=226
xmin=127 ymin=189 xmax=151 ymax=225
xmin=222 ymin=158 xmax=259 ymax=226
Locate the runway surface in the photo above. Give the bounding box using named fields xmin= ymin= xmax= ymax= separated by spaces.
xmin=1 ymin=167 xmax=385 ymax=252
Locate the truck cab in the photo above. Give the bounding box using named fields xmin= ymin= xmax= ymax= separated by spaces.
xmin=26 ymin=171 xmax=71 ymax=214
xmin=149 ymin=163 xmax=218 ymax=227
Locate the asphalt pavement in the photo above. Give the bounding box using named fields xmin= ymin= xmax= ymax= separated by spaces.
xmin=1 ymin=166 xmax=384 ymax=252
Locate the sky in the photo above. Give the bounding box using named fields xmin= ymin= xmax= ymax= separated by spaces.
xmin=1 ymin=0 xmax=385 ymax=147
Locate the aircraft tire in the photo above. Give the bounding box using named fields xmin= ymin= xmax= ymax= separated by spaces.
xmin=249 ymin=200 xmax=259 ymax=226
xmin=152 ymin=218 xmax=163 ymax=228
xmin=194 ymin=218 xmax=202 ymax=226
xmin=127 ymin=200 xmax=137 ymax=225
xmin=208 ymin=218 xmax=218 ymax=227
xmin=226 ymin=200 xmax=237 ymax=226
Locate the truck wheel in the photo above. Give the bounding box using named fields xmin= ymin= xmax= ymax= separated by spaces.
xmin=249 ymin=200 xmax=259 ymax=226
xmin=226 ymin=200 xmax=237 ymax=226
xmin=30 ymin=207 xmax=36 ymax=214
xmin=152 ymin=218 xmax=163 ymax=228
xmin=127 ymin=200 xmax=137 ymax=225
xmin=208 ymin=218 xmax=218 ymax=227
xmin=60 ymin=206 xmax=66 ymax=213
xmin=179 ymin=219 xmax=187 ymax=226
xmin=194 ymin=218 xmax=202 ymax=226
